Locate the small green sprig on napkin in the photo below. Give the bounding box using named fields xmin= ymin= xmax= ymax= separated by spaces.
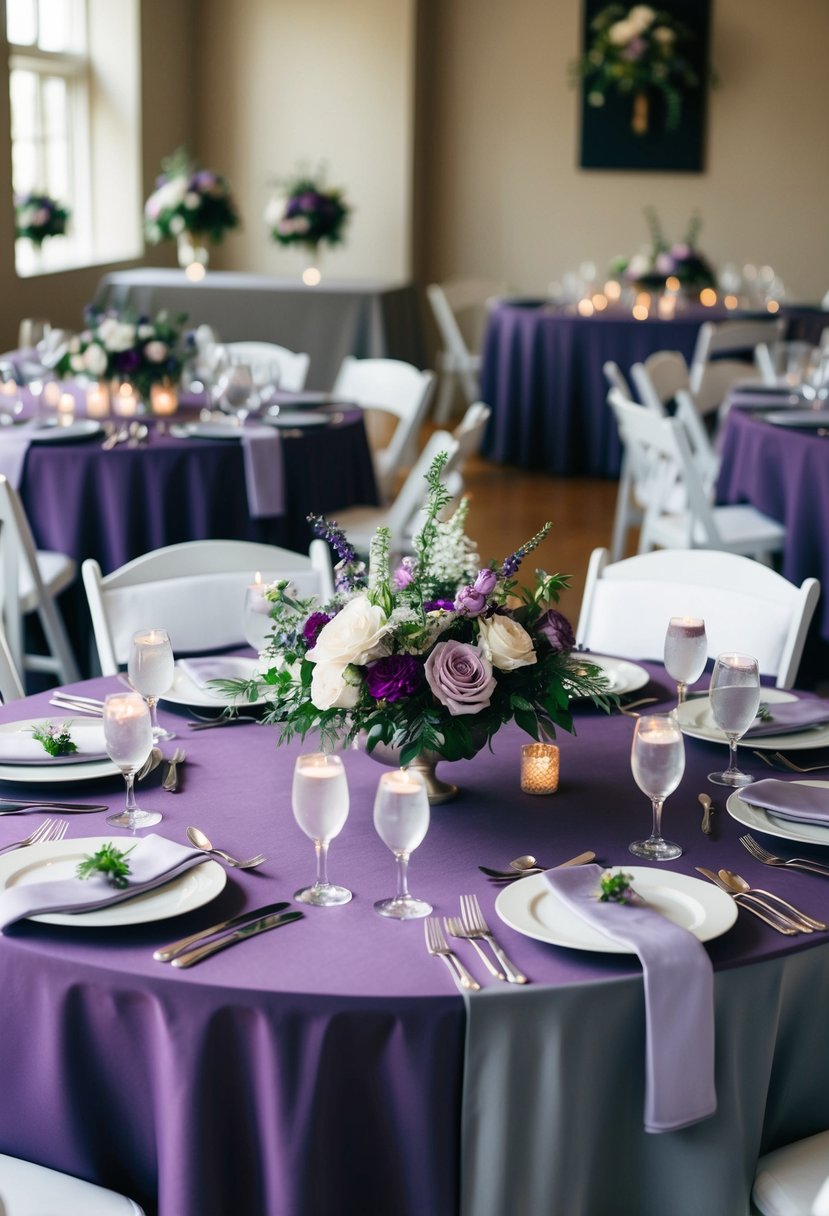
xmin=756 ymin=703 xmax=773 ymax=723
xmin=76 ymin=842 xmax=136 ymax=889
xmin=31 ymin=721 xmax=78 ymax=758
xmin=598 ymin=870 xmax=643 ymax=905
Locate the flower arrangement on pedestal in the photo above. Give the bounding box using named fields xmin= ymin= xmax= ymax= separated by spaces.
xmin=610 ymin=207 xmax=716 ymax=292
xmin=573 ymin=4 xmax=700 ymax=135
xmin=265 ymin=169 xmax=351 ymax=257
xmin=225 ymin=454 xmax=611 ymax=776
xmin=14 ymin=192 xmax=70 ymax=246
xmin=55 ymin=307 xmax=187 ymax=400
xmin=144 ymin=148 xmax=240 ymax=267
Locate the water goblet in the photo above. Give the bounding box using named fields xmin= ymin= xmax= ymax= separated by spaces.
xmin=629 ymin=713 xmax=685 ymax=861
xmin=128 ymin=628 xmax=176 ymax=742
xmin=663 ymin=616 xmax=707 ymax=707
xmin=103 ymin=692 xmax=159 ymax=829
xmin=292 ymin=753 xmax=352 ymax=906
xmin=708 ymin=653 xmax=760 ymax=787
xmin=373 ymin=769 xmax=432 ymax=919
xmin=215 ymin=362 xmax=260 ymax=426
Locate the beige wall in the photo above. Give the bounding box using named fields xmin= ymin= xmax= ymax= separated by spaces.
xmin=415 ymin=0 xmax=829 ymax=302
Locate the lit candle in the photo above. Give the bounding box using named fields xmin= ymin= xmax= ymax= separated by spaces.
xmin=86 ymin=382 xmax=110 ymax=418
xmin=521 ymin=743 xmax=560 ymax=796
xmin=577 ymin=298 xmax=595 ymax=317
xmin=604 ymin=280 xmax=621 ymax=302
xmin=57 ymin=392 xmax=75 ymax=426
xmin=113 ymin=382 xmax=139 ymax=417
xmin=724 ymin=294 xmax=739 ymax=310
xmin=247 ymin=572 xmax=269 ymax=614
xmin=381 ymin=769 xmax=423 ymax=795
xmin=150 ymin=383 xmax=178 ymax=416
xmin=657 ymin=294 xmax=677 ymax=319
xmin=699 ymin=287 xmax=718 ymax=307
xmin=42 ymin=381 xmax=62 ymax=408
xmin=667 ymin=615 xmax=705 ymax=640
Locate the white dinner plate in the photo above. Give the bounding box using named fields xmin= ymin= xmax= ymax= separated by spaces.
xmin=0 ymin=716 xmax=108 ymax=765
xmin=674 ymin=688 xmax=829 ymax=751
xmin=765 ymin=410 xmax=829 ymax=429
xmin=160 ymin=657 xmax=265 ymax=709
xmin=0 ymin=836 xmax=225 ymax=927
xmin=170 ymin=421 xmax=240 ymax=440
xmin=495 ymin=867 xmax=737 ymax=953
xmin=267 ymin=391 xmax=332 ymax=409
xmin=27 ymin=419 xmax=103 ymax=443
xmin=569 ymin=654 xmax=650 ymax=698
xmin=726 ymin=780 xmax=829 ymax=848
xmin=262 ymin=411 xmax=330 ymax=428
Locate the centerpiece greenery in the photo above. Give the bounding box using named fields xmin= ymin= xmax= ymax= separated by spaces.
xmin=14 ymin=191 xmax=70 ymax=246
xmin=55 ymin=306 xmax=187 ymax=399
xmin=265 ymin=168 xmax=351 ymax=253
xmin=223 ymin=454 xmax=612 ymax=775
xmin=610 ymin=207 xmax=716 ymax=292
xmin=144 ymin=147 xmax=240 ymax=248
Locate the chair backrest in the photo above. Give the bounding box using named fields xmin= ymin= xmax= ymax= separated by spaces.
xmin=690 ymin=318 xmax=786 ymax=412
xmin=0 ymin=476 xmax=47 ymax=669
xmin=82 ymin=539 xmax=334 ymax=675
xmin=631 ymin=353 xmax=717 ymax=484
xmin=576 ymin=547 xmax=820 ymax=688
xmin=223 ymin=341 xmax=310 ymax=392
xmin=754 ymin=340 xmax=817 ymax=386
xmin=444 ymin=402 xmax=491 ymax=499
xmin=0 ymin=615 xmax=24 ymax=703
xmin=427 ymin=279 xmax=506 ymax=368
xmin=602 ymin=360 xmax=630 ymax=397
xmin=331 ymin=356 xmax=436 ymax=500
xmin=388 ymin=430 xmax=460 ymax=541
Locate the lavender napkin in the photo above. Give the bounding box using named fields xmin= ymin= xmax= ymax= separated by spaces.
xmin=745 ymin=701 xmax=829 ymax=737
xmin=743 ymin=778 xmax=829 ymax=825
xmin=0 ymin=431 xmax=32 ymax=489
xmin=0 ymin=834 xmax=207 ymax=930
xmin=178 ymin=656 xmax=257 ymax=692
xmin=544 ymin=863 xmax=715 ymax=1133
xmin=240 ymin=425 xmax=284 ymax=518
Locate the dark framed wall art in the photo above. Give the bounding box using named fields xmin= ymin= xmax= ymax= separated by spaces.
xmin=576 ymin=0 xmax=712 ymax=172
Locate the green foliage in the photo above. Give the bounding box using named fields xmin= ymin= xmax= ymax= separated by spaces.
xmin=76 ymin=842 xmax=136 ymax=889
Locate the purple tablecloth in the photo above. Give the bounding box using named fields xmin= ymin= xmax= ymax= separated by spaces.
xmin=1 ymin=668 xmax=829 ymax=1214
xmin=481 ymin=303 xmax=827 ymax=477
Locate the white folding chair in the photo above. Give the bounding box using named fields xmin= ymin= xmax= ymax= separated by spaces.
xmin=753 ymin=1130 xmax=829 ymax=1216
xmin=689 ymin=318 xmax=786 ymax=415
xmin=427 ymin=279 xmax=506 ymax=423
xmin=0 ymin=475 xmax=79 ymax=685
xmin=0 ymin=1152 xmax=145 ymax=1214
xmin=223 ymin=341 xmax=310 ymax=392
xmin=331 ymin=430 xmax=460 ymax=554
xmin=443 ymin=401 xmax=492 ymax=499
xmin=631 ymin=351 xmax=718 ymax=485
xmin=82 ymin=539 xmax=334 ymax=676
xmin=602 ymin=360 xmax=630 ymax=397
xmin=754 ymin=339 xmax=818 ymax=387
xmin=608 ymin=393 xmax=786 ymax=562
xmin=331 ymin=356 xmax=436 ymax=502
xmin=577 ymin=548 xmax=819 ymax=688
xmin=0 ymin=617 xmax=24 ymax=703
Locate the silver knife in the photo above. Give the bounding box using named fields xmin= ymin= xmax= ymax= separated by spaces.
xmin=0 ymin=799 xmax=108 ymax=813
xmin=172 ymin=909 xmax=304 ymax=968
xmin=154 ymin=900 xmax=291 ymax=961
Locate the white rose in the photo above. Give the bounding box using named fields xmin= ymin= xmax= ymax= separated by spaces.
xmin=70 ymin=353 xmax=86 ymax=373
xmin=307 ymin=595 xmax=389 ymax=667
xmin=103 ymin=322 xmax=136 ymax=353
xmin=137 ymin=324 xmax=154 ymax=340
xmin=310 ymin=662 xmax=361 ymax=710
xmin=82 ymin=343 xmax=108 ymax=376
xmin=652 ymin=25 xmax=675 ymax=43
xmin=628 ymin=5 xmax=656 ymax=30
xmin=68 ymin=336 xmax=81 ymax=354
xmin=608 ymin=19 xmax=635 ymax=44
xmin=264 ymin=197 xmax=285 ymax=226
xmin=144 ymin=340 xmax=168 ymax=363
xmin=477 ymin=615 xmax=537 ymax=672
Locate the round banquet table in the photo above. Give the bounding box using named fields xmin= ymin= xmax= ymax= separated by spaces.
xmin=1 ymin=669 xmax=829 ymax=1215
xmin=480 ymin=301 xmax=827 ymax=478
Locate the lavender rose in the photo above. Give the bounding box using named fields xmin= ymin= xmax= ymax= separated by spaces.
xmin=536 ymin=609 xmax=575 ymax=653
xmin=424 ymin=641 xmax=497 ymax=717
xmin=454 ymin=585 xmax=487 ymax=616
xmin=474 ymin=568 xmax=498 ymax=597
xmin=365 ymin=654 xmax=424 ymax=702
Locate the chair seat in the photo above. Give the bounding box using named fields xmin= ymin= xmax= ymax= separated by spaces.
xmin=19 ymin=551 xmax=76 ymax=614
xmin=0 ymin=1153 xmax=145 ymax=1215
xmin=753 ymin=1130 xmax=829 ymax=1216
xmin=650 ymin=504 xmax=786 ymax=554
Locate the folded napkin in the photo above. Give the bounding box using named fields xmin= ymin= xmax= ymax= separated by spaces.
xmin=0 ymin=719 xmax=106 ymax=763
xmin=743 ymin=778 xmax=829 ymax=826
xmin=544 ymin=864 xmax=715 ymax=1133
xmin=0 ymin=430 xmax=32 ymax=489
xmin=0 ymin=834 xmax=206 ymax=930
xmin=240 ymin=425 xmax=284 ymax=518
xmin=745 ymin=701 xmax=829 ymax=738
xmin=177 ymin=656 xmax=256 ymax=693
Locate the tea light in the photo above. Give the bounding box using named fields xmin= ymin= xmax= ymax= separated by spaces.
xmin=521 ymin=743 xmax=560 ymax=796
xmin=150 ymin=383 xmax=178 ymax=416
xmin=699 ymin=287 xmax=718 ymax=307
xmin=86 ymin=382 xmax=110 ymax=418
xmin=381 ymin=769 xmax=423 ymax=795
xmin=577 ymin=298 xmax=594 ymax=317
xmin=113 ymin=382 xmax=139 ymax=417
xmin=247 ymin=572 xmax=269 ymax=614
xmin=42 ymin=381 xmax=62 ymax=408
xmin=57 ymin=392 xmax=75 ymax=426
xmin=668 ymin=615 xmax=705 ymax=640
xmin=657 ymin=294 xmax=677 ymax=319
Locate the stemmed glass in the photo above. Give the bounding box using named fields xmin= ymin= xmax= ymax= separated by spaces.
xmin=373 ymin=769 xmax=432 ymax=919
xmin=629 ymin=713 xmax=685 ymax=861
xmin=243 ymin=581 xmax=274 ymax=651
xmin=103 ymin=692 xmax=159 ymax=829
xmin=708 ymin=652 xmax=760 ymax=787
xmin=292 ymin=753 xmax=352 ymax=906
xmin=215 ymin=362 xmax=260 ymax=426
xmin=128 ymin=628 xmax=176 ymax=741
xmin=663 ymin=616 xmax=707 ymax=707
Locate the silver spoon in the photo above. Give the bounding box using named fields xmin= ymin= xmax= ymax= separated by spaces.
xmin=509 ymin=854 xmax=540 ymax=872
xmin=186 ymin=826 xmax=267 ymax=870
xmin=717 ymin=868 xmax=826 ymax=931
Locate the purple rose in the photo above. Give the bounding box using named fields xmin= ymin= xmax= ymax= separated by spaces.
xmin=303 ymin=611 xmax=331 ymax=645
xmin=365 ymin=654 xmax=424 ymax=702
xmin=454 ymin=585 xmax=487 ymax=617
xmin=536 ymin=609 xmax=575 ymax=653
xmin=424 ymin=598 xmax=455 ymax=613
xmin=114 ymin=350 xmax=140 ymax=373
xmin=474 ymin=568 xmax=498 ymax=597
xmin=424 ymin=641 xmax=497 ymax=716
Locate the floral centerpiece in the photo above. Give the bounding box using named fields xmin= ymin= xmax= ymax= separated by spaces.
xmin=225 ymin=454 xmax=611 ymax=799
xmin=610 ymin=207 xmax=716 ymax=292
xmin=573 ymin=4 xmax=700 ymax=135
xmin=265 ymin=169 xmax=351 ymax=254
xmin=55 ymin=307 xmax=187 ymax=399
xmin=144 ymin=147 xmax=240 ymax=268
xmin=14 ymin=192 xmax=70 ymax=246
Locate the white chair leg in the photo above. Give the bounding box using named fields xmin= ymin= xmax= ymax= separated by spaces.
xmin=433 ymin=373 xmax=458 ymax=425
xmin=37 ymin=598 xmax=81 ymax=683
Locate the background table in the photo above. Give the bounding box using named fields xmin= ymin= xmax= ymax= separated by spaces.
xmin=481 ymin=302 xmax=827 ymax=477
xmin=1 ymin=668 xmax=829 ymax=1215
xmin=94 ymin=271 xmax=425 ymax=389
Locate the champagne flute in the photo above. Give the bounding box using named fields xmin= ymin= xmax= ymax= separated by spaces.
xmin=103 ymin=692 xmax=159 ymax=829
xmin=629 ymin=713 xmax=685 ymax=861
xmin=128 ymin=628 xmax=176 ymax=741
xmin=708 ymin=653 xmax=760 ymax=787
xmin=373 ymin=769 xmax=432 ymax=919
xmin=663 ymin=616 xmax=707 ymax=706
xmin=292 ymin=753 xmax=352 ymax=906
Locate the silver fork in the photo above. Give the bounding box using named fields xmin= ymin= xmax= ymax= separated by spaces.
xmin=0 ymin=818 xmax=68 ymax=856
xmin=459 ymin=893 xmax=528 ymax=984
xmin=423 ymin=917 xmax=480 ymax=992
xmin=740 ymin=833 xmax=829 ymax=878
xmin=695 ymin=867 xmax=800 ymax=934
xmin=444 ymin=915 xmax=505 ymax=980
xmin=162 ymin=748 xmax=185 ymax=792
xmin=771 ymin=753 xmax=829 ymax=774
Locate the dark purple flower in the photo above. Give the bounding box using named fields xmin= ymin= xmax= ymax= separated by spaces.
xmin=114 ymin=350 xmax=140 ymax=373
xmin=536 ymin=609 xmax=575 ymax=653
xmin=303 ymin=612 xmax=332 ymax=645
xmin=365 ymin=654 xmax=424 ymax=702
xmin=423 ymin=599 xmax=455 ymax=613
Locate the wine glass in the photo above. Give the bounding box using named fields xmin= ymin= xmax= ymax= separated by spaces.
xmin=373 ymin=769 xmax=432 ymax=919
xmin=629 ymin=713 xmax=685 ymax=861
xmin=708 ymin=652 xmax=760 ymax=787
xmin=663 ymin=616 xmax=707 ymax=707
xmin=215 ymin=362 xmax=260 ymax=426
xmin=243 ymin=580 xmax=274 ymax=651
xmin=292 ymin=753 xmax=352 ymax=906
xmin=103 ymin=692 xmax=159 ymax=829
xmin=128 ymin=628 xmax=176 ymax=742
